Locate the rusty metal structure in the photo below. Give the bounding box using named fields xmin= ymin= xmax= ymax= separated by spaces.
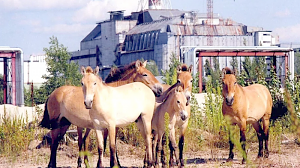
xmin=190 ymin=46 xmax=294 ymax=92
xmin=0 ymin=47 xmax=24 ymax=106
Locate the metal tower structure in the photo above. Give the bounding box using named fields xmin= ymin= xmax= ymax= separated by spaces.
xmin=137 ymin=0 xmax=172 ymax=11
xmin=207 ymin=0 xmax=213 ymax=46
xmin=0 ymin=47 xmax=24 ymax=106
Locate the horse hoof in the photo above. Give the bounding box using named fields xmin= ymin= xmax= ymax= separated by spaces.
xmin=242 ymin=159 xmax=246 ymax=164
xmin=264 ymin=151 xmax=269 ymax=158
xmin=180 ymin=159 xmax=185 ymax=166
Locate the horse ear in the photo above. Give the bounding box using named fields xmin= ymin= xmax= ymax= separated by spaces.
xmin=80 ymin=66 xmax=86 ymax=75
xmin=221 ymin=68 xmax=227 ymax=79
xmin=176 ymin=85 xmax=183 ymax=92
xmin=188 ymin=65 xmax=193 ymax=73
xmin=94 ymin=66 xmax=99 ymax=75
xmin=177 ymin=65 xmax=182 ymax=74
xmin=233 ymin=68 xmax=238 ymax=76
xmin=142 ymin=60 xmax=148 ymax=68
xmin=175 ymin=85 xmax=179 ymax=92
xmin=135 ymin=60 xmax=142 ymax=69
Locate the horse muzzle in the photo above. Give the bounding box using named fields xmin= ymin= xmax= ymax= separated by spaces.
xmin=180 ymin=110 xmax=188 ymax=121
xmin=84 ymin=100 xmax=93 ymax=109
xmin=225 ymin=96 xmax=234 ymax=106
xmin=153 ymin=84 xmax=163 ymax=97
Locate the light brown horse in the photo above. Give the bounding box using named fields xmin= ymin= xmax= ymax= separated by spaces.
xmin=221 ymin=67 xmax=272 ymax=164
xmin=152 ymin=84 xmax=188 ymax=168
xmin=81 ymin=66 xmax=155 ymax=168
xmin=155 ymin=64 xmax=193 ymax=167
xmin=40 ymin=60 xmax=163 ymax=168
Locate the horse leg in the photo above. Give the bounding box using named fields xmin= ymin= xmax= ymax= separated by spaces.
xmin=169 ymin=126 xmax=179 ymax=167
xmin=137 ymin=116 xmax=153 ymax=168
xmin=48 ymin=125 xmax=70 ymax=168
xmin=240 ymin=121 xmax=247 ymax=164
xmin=152 ymin=130 xmax=159 ymax=167
xmin=108 ymin=125 xmax=118 ymax=167
xmin=77 ymin=127 xmax=84 ymax=168
xmin=227 ymin=125 xmax=234 ymax=162
xmin=94 ymin=129 xmax=104 ymax=168
xmin=160 ymin=133 xmax=167 ymax=168
xmin=82 ymin=128 xmax=91 ymax=167
xmin=135 ymin=119 xmax=148 ymax=167
xmin=262 ymin=117 xmax=270 ymax=158
xmin=178 ymin=122 xmax=188 ymax=167
xmin=252 ymin=122 xmax=264 ymax=158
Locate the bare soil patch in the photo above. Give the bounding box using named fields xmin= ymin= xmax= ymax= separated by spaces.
xmin=0 ymin=138 xmax=300 ymax=168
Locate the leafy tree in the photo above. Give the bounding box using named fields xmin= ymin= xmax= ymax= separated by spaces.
xmin=162 ymin=53 xmax=181 ymax=85
xmin=25 ymin=36 xmax=82 ymax=104
xmin=24 ymin=85 xmax=46 ymax=106
xmin=295 ymin=52 xmax=300 ymax=76
xmin=42 ymin=36 xmax=81 ymax=95
xmin=230 ymin=56 xmax=238 ymax=71
xmin=203 ymin=57 xmax=221 ymax=89
xmin=145 ymin=60 xmax=160 ymax=76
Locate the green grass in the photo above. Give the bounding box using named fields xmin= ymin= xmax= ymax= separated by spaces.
xmin=0 ymin=106 xmax=35 ymax=159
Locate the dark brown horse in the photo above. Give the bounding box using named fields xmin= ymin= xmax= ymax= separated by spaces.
xmin=40 ymin=60 xmax=163 ymax=168
xmin=221 ymin=67 xmax=272 ymax=164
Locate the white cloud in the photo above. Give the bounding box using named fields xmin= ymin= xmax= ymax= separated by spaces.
xmin=0 ymin=0 xmax=86 ymax=11
xmin=274 ymin=9 xmax=291 ymax=18
xmin=273 ymin=24 xmax=300 ymax=42
xmin=72 ymin=0 xmax=138 ymax=23
xmin=19 ymin=19 xmax=41 ymax=27
xmin=34 ymin=23 xmax=95 ymax=35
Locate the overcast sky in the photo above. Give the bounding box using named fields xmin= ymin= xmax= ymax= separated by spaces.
xmin=0 ymin=0 xmax=299 ymax=60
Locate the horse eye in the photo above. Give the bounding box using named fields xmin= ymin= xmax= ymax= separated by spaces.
xmin=177 ymin=79 xmax=181 ymax=83
xmin=81 ymin=82 xmax=84 ymax=86
xmin=177 ymin=100 xmax=180 ymax=104
xmin=190 ymin=80 xmax=193 ymax=83
xmin=94 ymin=82 xmax=97 ymax=85
xmin=234 ymin=82 xmax=237 ymax=85
xmin=143 ymin=73 xmax=148 ymax=77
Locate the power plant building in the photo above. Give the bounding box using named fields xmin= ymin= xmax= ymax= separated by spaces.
xmin=70 ymin=5 xmax=279 ymax=78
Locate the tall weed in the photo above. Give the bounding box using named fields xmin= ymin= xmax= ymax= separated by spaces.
xmin=0 ymin=106 xmax=35 ymax=158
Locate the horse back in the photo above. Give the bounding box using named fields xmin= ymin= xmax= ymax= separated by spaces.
xmin=243 ymin=84 xmax=272 ymax=122
xmin=107 ymin=82 xmax=156 ymax=112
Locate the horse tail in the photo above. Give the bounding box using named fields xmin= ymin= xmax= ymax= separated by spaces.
xmin=39 ymin=98 xmax=52 ymax=129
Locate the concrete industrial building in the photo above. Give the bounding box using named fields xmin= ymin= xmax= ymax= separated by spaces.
xmin=71 ymin=3 xmax=279 ymax=79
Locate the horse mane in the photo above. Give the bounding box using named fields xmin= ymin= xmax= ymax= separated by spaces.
xmin=160 ymin=82 xmax=182 ymax=103
xmin=85 ymin=66 xmax=94 ymax=73
xmin=181 ymin=64 xmax=189 ymax=72
xmin=223 ymin=67 xmax=234 ymax=75
xmin=104 ymin=60 xmax=142 ymax=83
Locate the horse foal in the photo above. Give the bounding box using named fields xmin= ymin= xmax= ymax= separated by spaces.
xmin=152 ymin=84 xmax=188 ymax=168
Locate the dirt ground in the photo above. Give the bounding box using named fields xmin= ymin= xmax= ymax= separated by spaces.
xmin=0 ymin=137 xmax=300 ymax=168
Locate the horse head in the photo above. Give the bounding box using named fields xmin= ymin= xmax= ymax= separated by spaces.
xmin=80 ymin=66 xmax=101 ymax=109
xmin=221 ymin=67 xmax=238 ymax=106
xmin=177 ymin=64 xmax=193 ymax=105
xmin=173 ymin=85 xmax=189 ymax=121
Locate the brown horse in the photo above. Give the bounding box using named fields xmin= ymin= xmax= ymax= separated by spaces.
xmin=221 ymin=67 xmax=272 ymax=164
xmin=155 ymin=64 xmax=193 ymax=167
xmin=152 ymin=84 xmax=188 ymax=168
xmin=81 ymin=66 xmax=155 ymax=168
xmin=40 ymin=60 xmax=163 ymax=168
